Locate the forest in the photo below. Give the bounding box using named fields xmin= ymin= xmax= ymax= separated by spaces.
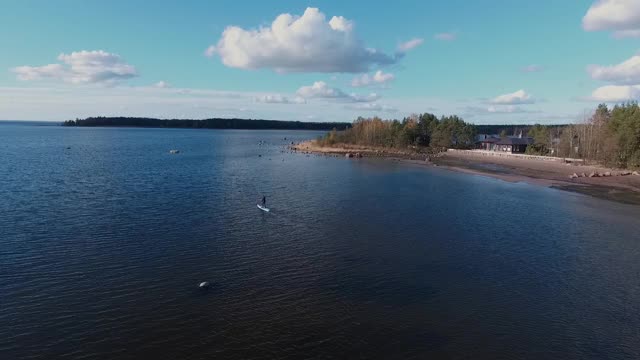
xmin=317 ymin=113 xmax=476 ymax=151
xmin=63 ymin=117 xmax=351 ymax=131
xmin=525 ymin=103 xmax=640 ymax=169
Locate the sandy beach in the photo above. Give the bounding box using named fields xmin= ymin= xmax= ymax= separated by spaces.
xmin=292 ymin=140 xmax=640 ymax=205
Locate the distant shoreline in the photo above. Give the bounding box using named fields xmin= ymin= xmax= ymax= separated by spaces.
xmin=63 ymin=117 xmax=350 ymax=131
xmin=292 ymin=140 xmax=640 ymax=206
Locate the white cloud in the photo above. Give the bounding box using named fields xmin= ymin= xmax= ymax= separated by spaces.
xmin=464 ymin=105 xmax=540 ymax=115
xmin=583 ymin=0 xmax=640 ymax=38
xmin=154 ymin=81 xmax=170 ymax=88
xmin=296 ymin=81 xmax=379 ymax=103
xmin=296 ymin=81 xmax=346 ymax=98
xmin=348 ymin=92 xmax=380 ymax=103
xmin=397 ymin=38 xmax=424 ymax=52
xmin=204 ymin=45 xmax=216 ymax=57
xmin=328 ymin=15 xmax=353 ymax=32
xmin=351 ymin=70 xmax=395 ymax=87
xmin=487 ymin=105 xmax=539 ymax=114
xmin=490 ymin=89 xmax=535 ymax=105
xmin=255 ymin=94 xmax=306 ymax=104
xmin=346 ymin=103 xmax=398 ymax=112
xmin=612 ymin=29 xmax=640 ymax=38
xmin=434 ymin=32 xmax=456 ymax=41
xmin=207 ymin=7 xmax=397 ymax=73
xmin=12 ymin=50 xmax=137 ymax=85
xmin=587 ymin=85 xmax=640 ymax=102
xmin=587 ymin=54 xmax=640 ymax=85
xmin=11 ymin=64 xmax=64 ymax=81
xmin=521 ymin=64 xmax=543 ymax=73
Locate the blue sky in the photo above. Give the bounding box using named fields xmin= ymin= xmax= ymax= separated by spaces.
xmin=1 ymin=0 xmax=639 ymax=123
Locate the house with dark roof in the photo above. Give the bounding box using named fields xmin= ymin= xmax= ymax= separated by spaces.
xmin=495 ymin=136 xmax=534 ymax=153
xmin=477 ymin=137 xmax=500 ymax=151
xmin=475 ymin=134 xmax=501 ymax=151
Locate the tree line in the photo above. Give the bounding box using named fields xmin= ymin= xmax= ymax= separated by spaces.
xmin=524 ymin=103 xmax=640 ymax=169
xmin=317 ymin=113 xmax=476 ymax=151
xmin=63 ymin=117 xmax=351 ymax=131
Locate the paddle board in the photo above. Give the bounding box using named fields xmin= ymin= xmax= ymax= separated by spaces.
xmin=257 ymin=204 xmax=270 ymax=212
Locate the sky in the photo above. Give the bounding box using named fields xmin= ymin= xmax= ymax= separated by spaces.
xmin=1 ymin=0 xmax=639 ymax=124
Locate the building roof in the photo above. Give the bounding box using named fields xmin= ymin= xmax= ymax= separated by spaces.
xmin=496 ymin=137 xmax=533 ymax=145
xmin=479 ymin=138 xmax=500 ymax=143
xmin=476 ymin=134 xmax=500 ymax=141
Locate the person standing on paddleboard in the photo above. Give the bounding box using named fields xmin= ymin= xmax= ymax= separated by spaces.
xmin=261 ymin=196 xmax=266 ymax=207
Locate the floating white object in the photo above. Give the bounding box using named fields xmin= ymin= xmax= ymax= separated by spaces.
xmin=169 ymin=149 xmax=180 ymax=154
xmin=199 ymin=281 xmax=209 ymax=288
xmin=257 ymin=204 xmax=270 ymax=212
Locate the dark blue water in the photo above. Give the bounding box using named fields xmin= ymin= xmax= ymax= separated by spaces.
xmin=1 ymin=124 xmax=640 ymax=359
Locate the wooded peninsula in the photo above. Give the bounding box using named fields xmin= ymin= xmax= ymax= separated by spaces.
xmin=315 ymin=102 xmax=640 ymax=170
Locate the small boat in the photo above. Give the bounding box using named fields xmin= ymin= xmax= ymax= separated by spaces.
xmin=199 ymin=281 xmax=210 ymax=288
xmin=257 ymin=204 xmax=270 ymax=212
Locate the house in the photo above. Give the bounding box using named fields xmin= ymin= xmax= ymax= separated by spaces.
xmin=495 ymin=137 xmax=533 ymax=153
xmin=475 ymin=134 xmax=501 ymax=151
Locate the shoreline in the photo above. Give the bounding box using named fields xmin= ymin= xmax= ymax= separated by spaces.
xmin=292 ymin=140 xmax=640 ymax=206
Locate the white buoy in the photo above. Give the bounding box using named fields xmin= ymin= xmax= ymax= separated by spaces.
xmin=199 ymin=281 xmax=210 ymax=288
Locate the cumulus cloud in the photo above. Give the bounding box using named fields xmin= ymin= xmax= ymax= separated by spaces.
xmin=351 ymin=70 xmax=395 ymax=87
xmin=296 ymin=81 xmax=379 ymax=103
xmin=154 ymin=81 xmax=170 ymax=88
xmin=587 ymin=54 xmax=640 ymax=85
xmin=207 ymin=7 xmax=397 ymax=73
xmin=489 ymin=89 xmax=535 ymax=105
xmin=255 ymin=94 xmax=306 ymax=104
xmin=346 ymin=103 xmax=398 ymax=112
xmin=583 ymin=0 xmax=640 ymax=38
xmin=434 ymin=32 xmax=456 ymax=41
xmin=296 ymin=81 xmax=347 ymax=98
xmin=397 ymin=38 xmax=424 ymax=52
xmin=12 ymin=50 xmax=137 ymax=85
xmin=521 ymin=64 xmax=543 ymax=73
xmin=587 ymin=85 xmax=640 ymax=102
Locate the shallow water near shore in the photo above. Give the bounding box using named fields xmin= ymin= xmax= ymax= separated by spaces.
xmin=2 ymin=124 xmax=640 ymax=359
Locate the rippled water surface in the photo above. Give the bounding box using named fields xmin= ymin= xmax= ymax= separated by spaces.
xmin=1 ymin=123 xmax=640 ymax=359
